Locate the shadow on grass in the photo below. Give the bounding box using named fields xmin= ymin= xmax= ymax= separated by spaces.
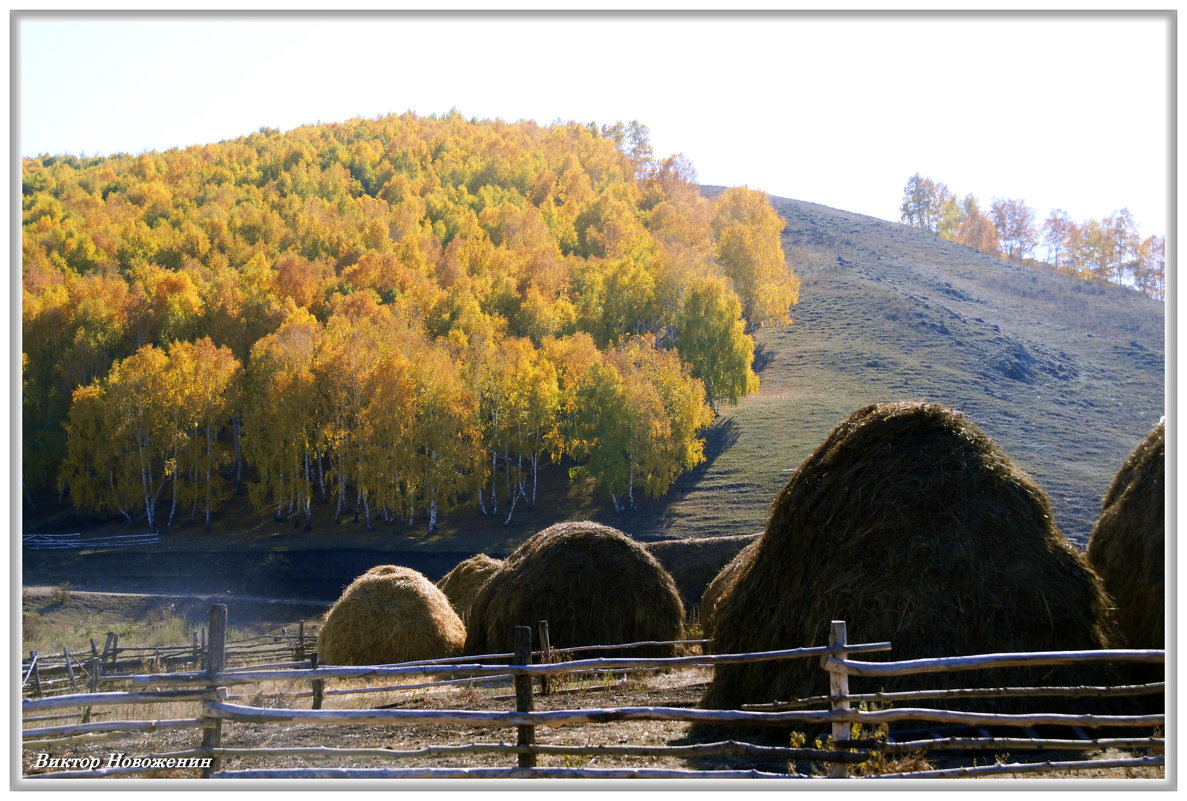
xmin=619 ymin=417 xmax=742 ymax=540
xmin=752 ymin=343 xmax=774 ymax=373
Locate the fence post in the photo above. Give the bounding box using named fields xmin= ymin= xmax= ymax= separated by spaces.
xmin=296 ymin=621 xmax=306 ymax=661
xmin=64 ymin=647 xmax=78 ymax=691
xmin=514 ymin=625 xmax=536 ymax=769
xmin=102 ymin=632 xmax=116 ymax=671
xmin=310 ymin=653 xmax=324 ymax=709
xmin=29 ymin=652 xmax=42 ymax=697
xmin=538 ymin=620 xmax=552 ymax=697
xmin=828 ymin=620 xmax=851 ymax=779
xmin=82 ymin=656 xmax=100 ymax=724
xmin=200 ymin=604 xmax=228 ymax=779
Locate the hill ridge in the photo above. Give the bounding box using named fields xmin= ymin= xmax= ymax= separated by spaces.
xmin=628 ymin=192 xmax=1164 ymax=547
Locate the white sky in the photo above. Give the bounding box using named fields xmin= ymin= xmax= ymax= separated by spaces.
xmin=15 ymin=10 xmax=1173 ymax=238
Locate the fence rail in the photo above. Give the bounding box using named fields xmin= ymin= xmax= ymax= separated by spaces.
xmin=21 ymin=605 xmax=1165 ymax=781
xmin=23 ymin=532 xmax=160 ymax=549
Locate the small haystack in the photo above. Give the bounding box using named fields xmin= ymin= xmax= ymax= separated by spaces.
xmin=436 ymin=554 xmax=504 ymax=623
xmin=1087 ymin=419 xmax=1165 ymax=650
xmin=645 ymin=533 xmax=759 ymax=615
xmin=318 ymin=565 xmax=465 ymax=666
xmin=698 ymin=402 xmax=1122 ymax=738
xmin=699 ymin=538 xmax=760 ymax=640
xmin=465 ymin=521 xmax=685 ymax=658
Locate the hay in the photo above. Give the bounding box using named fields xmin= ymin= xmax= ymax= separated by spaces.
xmin=698 ymin=402 xmax=1123 ymax=739
xmin=436 ymin=554 xmax=504 ymax=623
xmin=1087 ymin=419 xmax=1165 ymax=650
xmin=645 ymin=534 xmax=759 ymax=615
xmin=699 ymin=538 xmax=760 ymax=640
xmin=317 ymin=565 xmax=466 ymax=666
xmin=465 ymin=521 xmax=685 ymax=658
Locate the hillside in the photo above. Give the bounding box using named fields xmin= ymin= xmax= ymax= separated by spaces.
xmin=630 ymin=192 xmax=1165 ymax=547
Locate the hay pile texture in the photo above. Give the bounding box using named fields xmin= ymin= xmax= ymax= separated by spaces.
xmin=698 ymin=402 xmax=1122 ymax=736
xmin=465 ymin=521 xmax=685 ymax=658
xmin=1087 ymin=419 xmax=1165 ymax=649
xmin=699 ymin=538 xmax=760 ymax=640
xmin=436 ymin=554 xmax=504 ymax=622
xmin=645 ymin=533 xmax=758 ymax=615
xmin=317 ymin=565 xmax=466 ymax=666
xmin=1086 ymin=419 xmax=1165 ymax=711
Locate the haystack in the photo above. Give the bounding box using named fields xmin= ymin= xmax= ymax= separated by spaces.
xmin=698 ymin=402 xmax=1122 ymax=738
xmin=1087 ymin=419 xmax=1165 ymax=653
xmin=465 ymin=521 xmax=685 ymax=658
xmin=436 ymin=554 xmax=504 ymax=622
xmin=317 ymin=565 xmax=465 ymax=666
xmin=699 ymin=538 xmax=760 ymax=640
xmin=645 ymin=534 xmax=758 ymax=615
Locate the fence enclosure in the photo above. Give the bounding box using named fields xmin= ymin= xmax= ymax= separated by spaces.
xmin=21 ymin=604 xmax=1165 ymax=780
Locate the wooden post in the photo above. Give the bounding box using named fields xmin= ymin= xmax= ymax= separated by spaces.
xmin=296 ymin=621 xmax=306 ymax=661
xmin=63 ymin=647 xmax=78 ymax=691
xmin=514 ymin=625 xmax=536 ymax=768
xmin=81 ymin=656 xmax=100 ymax=724
xmin=29 ymin=652 xmax=42 ymax=698
xmin=310 ymin=653 xmax=324 ymax=710
xmin=828 ymin=620 xmax=851 ymax=779
xmin=201 ymin=604 xmax=228 ymax=778
xmin=192 ymin=630 xmax=201 ymax=668
xmin=101 ymin=634 xmax=112 ymax=669
xmin=538 ymin=620 xmax=552 ymax=696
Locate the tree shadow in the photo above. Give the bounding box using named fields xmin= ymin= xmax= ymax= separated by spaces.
xmin=623 ymin=417 xmax=742 ymax=539
xmin=752 ymin=343 xmax=774 ymax=374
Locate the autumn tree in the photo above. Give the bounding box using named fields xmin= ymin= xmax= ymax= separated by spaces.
xmin=674 ymin=276 xmax=759 ymax=409
xmin=242 ymin=307 xmax=325 ymax=529
xmin=899 ymin=174 xmax=956 ymax=234
xmin=711 ymin=187 xmax=799 ymax=328
xmin=989 ymin=198 xmax=1038 ymax=262
xmin=29 ymin=111 xmax=793 ymax=522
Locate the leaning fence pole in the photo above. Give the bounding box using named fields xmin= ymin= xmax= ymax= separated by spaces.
xmin=828 ymin=621 xmax=851 ymax=779
xmin=64 ymin=647 xmax=78 ymax=691
xmin=538 ymin=620 xmax=553 ymax=697
xmin=81 ymin=657 xmax=100 ymax=724
xmin=29 ymin=652 xmax=42 ymax=698
xmin=200 ymin=604 xmax=228 ymax=778
xmin=514 ymin=626 xmax=536 ymax=768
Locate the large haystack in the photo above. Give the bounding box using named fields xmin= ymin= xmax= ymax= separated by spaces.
xmin=699 ymin=538 xmax=760 ymax=640
xmin=436 ymin=554 xmax=504 ymax=623
xmin=465 ymin=521 xmax=685 ymax=658
xmin=698 ymin=402 xmax=1122 ymax=737
xmin=645 ymin=533 xmax=759 ymax=615
xmin=318 ymin=565 xmax=466 ymax=666
xmin=1087 ymin=419 xmax=1165 ymax=650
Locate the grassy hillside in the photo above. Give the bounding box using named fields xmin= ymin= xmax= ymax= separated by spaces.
xmin=631 ymin=192 xmax=1164 ymax=547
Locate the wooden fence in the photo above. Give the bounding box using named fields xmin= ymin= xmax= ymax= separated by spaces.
xmin=21 ymin=605 xmax=1165 ymax=781
xmin=23 ymin=532 xmax=160 ymax=550
xmin=22 ymin=622 xmax=315 ymax=700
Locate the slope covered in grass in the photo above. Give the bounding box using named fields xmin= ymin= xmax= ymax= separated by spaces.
xmin=630 ymin=192 xmax=1164 ymax=547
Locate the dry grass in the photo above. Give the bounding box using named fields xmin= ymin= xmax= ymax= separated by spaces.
xmin=1087 ymin=419 xmax=1165 ymax=650
xmin=317 ymin=566 xmax=465 ymax=666
xmin=465 ymin=521 xmax=685 ymax=658
xmin=644 ymin=534 xmax=757 ymax=615
xmin=698 ymin=538 xmax=759 ymax=640
xmin=435 ymin=554 xmax=503 ymax=623
xmin=699 ymin=402 xmax=1125 ymax=743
